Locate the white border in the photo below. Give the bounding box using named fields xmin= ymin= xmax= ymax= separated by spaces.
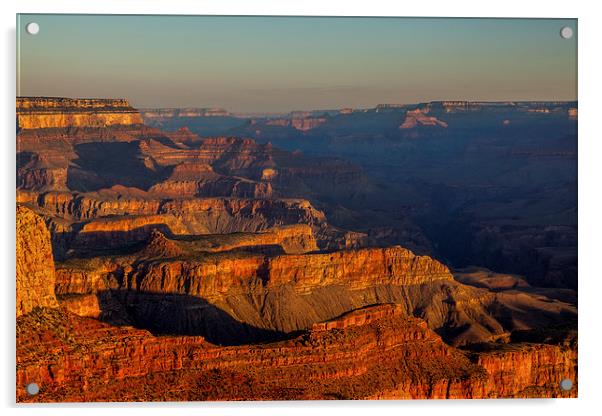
xmin=2 ymin=1 xmax=601 ymax=415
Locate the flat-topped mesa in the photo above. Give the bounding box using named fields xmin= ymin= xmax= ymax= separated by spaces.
xmin=17 ymin=97 xmax=143 ymax=129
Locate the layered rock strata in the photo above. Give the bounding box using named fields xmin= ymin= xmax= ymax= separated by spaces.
xmin=16 ymin=305 xmax=576 ymax=402
xmin=51 ymin=237 xmax=503 ymax=345
xmin=52 ymin=227 xmax=576 ymax=347
xmin=18 ymin=189 xmax=327 ymax=256
xmin=17 ymin=97 xmax=143 ymax=129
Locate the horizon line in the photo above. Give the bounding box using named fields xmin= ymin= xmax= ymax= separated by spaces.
xmin=16 ymin=96 xmax=579 ymax=114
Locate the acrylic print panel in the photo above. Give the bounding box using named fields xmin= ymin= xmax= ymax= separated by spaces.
xmin=16 ymin=14 xmax=577 ymax=402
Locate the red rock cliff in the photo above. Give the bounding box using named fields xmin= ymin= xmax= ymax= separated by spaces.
xmin=121 ymin=245 xmax=452 ymax=300
xmin=16 ymin=305 xmax=575 ymax=402
xmin=16 ymin=205 xmax=58 ymax=317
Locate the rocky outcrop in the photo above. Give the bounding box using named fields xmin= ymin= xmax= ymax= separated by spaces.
xmin=73 ymin=214 xmax=189 ymax=249
xmin=259 ymin=246 xmax=452 ymax=291
xmin=16 ymin=305 xmax=575 ymax=402
xmin=17 ymin=97 xmax=143 ymax=129
xmin=58 ymin=294 xmax=101 ymax=318
xmin=18 ymin=190 xmax=327 ymax=256
xmin=189 ymin=224 xmax=317 ymax=255
xmin=370 ymin=343 xmax=576 ymax=399
xmin=122 ymin=245 xmax=452 ymax=298
xmin=13 ymin=306 xmax=465 ymax=401
xmin=52 ymin=231 xmax=576 ymax=347
xmin=136 ymin=230 xmax=185 ymax=259
xmin=399 ymin=108 xmax=448 ymax=129
xmin=472 ymin=343 xmax=577 ymax=398
xmin=54 ymin=242 xmax=512 ymax=345
xmin=133 ymin=224 xmax=318 ymax=259
xmin=16 ymin=205 xmax=58 ymax=317
xmin=312 ymin=304 xmax=403 ymax=330
xmin=55 ymin=265 xmax=108 ymax=297
xmin=149 ymin=162 xmax=273 ymax=199
xmin=17 ymin=153 xmax=68 ymax=191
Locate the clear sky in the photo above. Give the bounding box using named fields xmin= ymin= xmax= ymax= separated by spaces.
xmin=17 ymin=14 xmax=577 ymax=113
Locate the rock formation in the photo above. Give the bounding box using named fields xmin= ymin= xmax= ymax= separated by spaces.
xmin=17 ymin=97 xmax=143 ymax=129
xmin=16 ymin=205 xmax=58 ymax=317
xmin=50 ymin=228 xmax=575 ymax=348
xmin=16 ymin=304 xmax=576 ymax=402
xmin=399 ymin=108 xmax=448 ymax=129
xmin=266 ymin=117 xmax=327 ymax=131
xmin=17 ymin=188 xmax=328 ymax=258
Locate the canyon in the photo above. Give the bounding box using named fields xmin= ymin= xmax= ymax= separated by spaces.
xmin=224 ymin=101 xmax=577 ymax=289
xmin=16 ymin=97 xmax=577 ymax=401
xmin=50 ymin=227 xmax=575 ymax=348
